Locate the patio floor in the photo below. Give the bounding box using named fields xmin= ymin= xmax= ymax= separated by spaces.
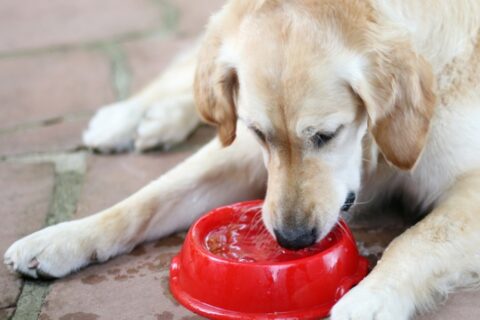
xmin=0 ymin=1 xmax=478 ymax=319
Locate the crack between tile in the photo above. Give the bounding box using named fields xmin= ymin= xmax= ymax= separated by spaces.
xmin=0 ymin=303 xmax=17 ymax=313
xmin=0 ymin=112 xmax=93 ymax=136
xmin=0 ymin=25 xmax=171 ymax=60
xmin=0 ymin=305 xmax=16 ymax=310
xmin=0 ymin=306 xmax=17 ymax=320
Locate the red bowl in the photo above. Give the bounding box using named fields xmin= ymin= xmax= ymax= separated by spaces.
xmin=170 ymin=200 xmax=368 ymax=319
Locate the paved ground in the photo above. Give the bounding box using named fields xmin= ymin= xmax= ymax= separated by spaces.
xmin=0 ymin=1 xmax=479 ymax=320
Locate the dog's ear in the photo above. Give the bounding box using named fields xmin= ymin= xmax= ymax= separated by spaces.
xmin=194 ymin=28 xmax=239 ymax=147
xmin=352 ymin=41 xmax=436 ymax=170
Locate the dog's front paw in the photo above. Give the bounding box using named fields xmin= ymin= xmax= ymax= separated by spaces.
xmin=4 ymin=221 xmax=101 ymax=279
xmin=134 ymin=96 xmax=199 ymax=151
xmin=331 ymin=283 xmax=412 ymax=320
xmin=83 ymin=100 xmax=144 ymax=152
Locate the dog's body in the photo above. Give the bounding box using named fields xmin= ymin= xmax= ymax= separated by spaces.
xmin=5 ymin=1 xmax=480 ymax=319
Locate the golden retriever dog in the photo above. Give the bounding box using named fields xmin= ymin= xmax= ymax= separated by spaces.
xmin=5 ymin=0 xmax=480 ymax=319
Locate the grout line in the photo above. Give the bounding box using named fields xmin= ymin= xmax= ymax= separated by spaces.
xmin=3 ymin=152 xmax=87 ymax=173
xmin=10 ymin=281 xmax=50 ymax=320
xmin=100 ymin=44 xmax=132 ymax=101
xmin=45 ymin=169 xmax=85 ymax=226
xmin=154 ymin=0 xmax=180 ymax=32
xmin=0 ymin=112 xmax=93 ymax=136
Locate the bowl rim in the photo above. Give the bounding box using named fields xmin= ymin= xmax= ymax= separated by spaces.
xmin=190 ymin=200 xmax=358 ymax=267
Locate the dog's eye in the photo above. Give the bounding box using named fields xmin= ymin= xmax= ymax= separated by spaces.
xmin=312 ymin=126 xmax=343 ymax=148
xmin=312 ymin=132 xmax=335 ymax=148
xmin=311 ymin=126 xmax=343 ymax=148
xmin=252 ymin=128 xmax=267 ymax=143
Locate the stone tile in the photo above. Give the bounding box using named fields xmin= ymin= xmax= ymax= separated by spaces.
xmin=0 ymin=118 xmax=89 ymax=157
xmin=39 ymin=240 xmax=203 ymax=320
xmin=123 ymin=36 xmax=196 ymax=93
xmin=0 ymin=163 xmax=55 ymax=309
xmin=169 ymin=0 xmax=224 ymax=37
xmin=0 ymin=0 xmax=164 ymax=53
xmin=0 ymin=50 xmax=114 ymax=129
xmin=417 ymin=291 xmax=480 ymax=320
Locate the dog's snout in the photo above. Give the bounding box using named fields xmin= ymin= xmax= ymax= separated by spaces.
xmin=274 ymin=227 xmax=317 ymax=250
xmin=341 ymin=192 xmax=356 ymax=211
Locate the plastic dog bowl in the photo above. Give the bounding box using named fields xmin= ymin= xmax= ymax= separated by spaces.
xmin=170 ymin=200 xmax=368 ymax=319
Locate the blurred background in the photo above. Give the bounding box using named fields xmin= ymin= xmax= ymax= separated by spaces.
xmin=0 ymin=1 xmax=478 ymax=319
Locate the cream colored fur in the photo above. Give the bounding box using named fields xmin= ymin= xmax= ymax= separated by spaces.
xmin=5 ymin=1 xmax=480 ymax=319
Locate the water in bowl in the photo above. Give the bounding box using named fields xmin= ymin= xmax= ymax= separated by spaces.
xmin=204 ymin=209 xmax=336 ymax=263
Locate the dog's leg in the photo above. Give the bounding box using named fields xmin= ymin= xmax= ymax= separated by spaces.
xmin=5 ymin=126 xmax=266 ymax=278
xmin=331 ymin=169 xmax=480 ymax=320
xmin=83 ymin=42 xmax=201 ymax=152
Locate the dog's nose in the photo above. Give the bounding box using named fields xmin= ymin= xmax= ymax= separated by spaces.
xmin=274 ymin=227 xmax=317 ymax=250
xmin=341 ymin=192 xmax=356 ymax=211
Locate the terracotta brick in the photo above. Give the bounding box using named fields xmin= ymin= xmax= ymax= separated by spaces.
xmin=0 ymin=163 xmax=54 ymax=309
xmin=0 ymin=0 xmax=165 ymax=53
xmin=0 ymin=50 xmax=113 ymax=129
xmin=123 ymin=36 xmax=196 ymax=93
xmin=0 ymin=117 xmax=88 ymax=157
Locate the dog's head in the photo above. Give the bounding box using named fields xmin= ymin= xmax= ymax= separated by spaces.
xmin=195 ymin=0 xmax=436 ymax=249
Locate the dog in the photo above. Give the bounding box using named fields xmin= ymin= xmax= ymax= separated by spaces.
xmin=5 ymin=0 xmax=480 ymax=319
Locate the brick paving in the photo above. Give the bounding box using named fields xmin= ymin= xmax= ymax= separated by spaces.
xmin=0 ymin=1 xmax=478 ymax=320
xmin=0 ymin=50 xmax=113 ymax=128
